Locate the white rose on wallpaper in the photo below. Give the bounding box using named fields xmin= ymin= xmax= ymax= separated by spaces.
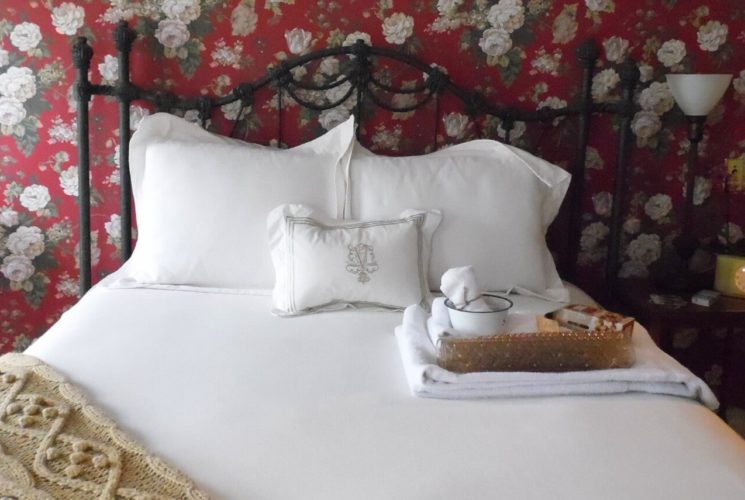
xmin=537 ymin=96 xmax=567 ymax=126
xmin=97 ymin=55 xmax=119 ymax=83
xmin=734 ymin=70 xmax=745 ymax=95
xmin=231 ymin=3 xmax=258 ymax=36
xmin=392 ymin=93 xmax=416 ymax=120
xmin=0 ymin=67 xmax=36 ymax=103
xmin=693 ymin=176 xmax=711 ymax=206
xmin=719 ymin=223 xmax=744 ymax=245
xmin=0 ymin=97 xmax=27 ymax=127
xmin=638 ymin=64 xmax=653 ymax=83
xmin=530 ymin=48 xmax=561 ymax=75
xmin=59 ymin=166 xmax=78 ymax=197
xmin=592 ymin=191 xmax=613 ymax=217
xmin=585 ymin=0 xmax=614 ymax=13
xmin=382 ymin=13 xmax=414 ymax=45
xmin=478 ymin=28 xmax=512 ymax=57
xmin=487 ymin=0 xmax=525 ymax=33
xmin=618 ymin=259 xmax=648 ymax=279
xmin=631 ymin=111 xmax=661 ymax=144
xmin=1 ymin=254 xmax=35 ymax=283
xmin=104 ymin=214 xmax=121 ymax=241
xmin=623 ymin=217 xmax=641 ymax=234
xmin=443 ymin=112 xmax=469 ymax=139
xmin=6 ymin=226 xmax=44 ymax=259
xmin=317 ymin=57 xmax=339 ymax=77
xmin=591 ymin=68 xmax=619 ymax=101
xmin=221 ymin=100 xmax=245 ymax=121
xmin=657 ymin=39 xmax=685 ymax=68
xmin=552 ymin=5 xmax=577 ymax=44
xmin=51 ymin=2 xmax=85 ymax=36
xmin=129 ymin=105 xmax=150 ymax=130
xmin=580 ymin=222 xmax=609 ymax=251
xmin=318 ymin=107 xmax=349 ymax=131
xmin=154 ymin=19 xmax=190 ymax=49
xmin=48 ymin=118 xmax=76 ymax=144
xmin=626 ymin=233 xmax=662 ymax=266
xmin=371 ymin=124 xmax=403 ymax=151
xmin=325 ymin=80 xmax=353 ymax=108
xmin=0 ymin=208 xmax=19 ymax=227
xmin=0 ymin=49 xmax=9 ymax=68
xmin=603 ymin=36 xmax=628 ymax=63
xmin=585 ymin=146 xmax=603 ymax=170
xmin=697 ymin=20 xmax=728 ymax=52
xmin=343 ymin=31 xmax=372 ymax=46
xmin=162 ymin=0 xmax=201 ymax=23
xmin=437 ymin=0 xmax=463 ymax=15
xmin=10 ymin=22 xmax=42 ymax=52
xmin=639 ymin=82 xmax=674 ymax=115
xmin=497 ymin=120 xmax=526 ymax=142
xmin=285 ymin=28 xmax=312 ymax=55
xmin=19 ymin=185 xmax=51 ymax=212
xmin=644 ymin=193 xmax=673 ymax=221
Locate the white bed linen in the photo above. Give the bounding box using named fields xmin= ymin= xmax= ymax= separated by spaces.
xmin=27 ymin=283 xmax=745 ymax=500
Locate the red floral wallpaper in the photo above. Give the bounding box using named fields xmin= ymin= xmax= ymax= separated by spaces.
xmin=1 ymin=1 xmax=744 ymax=417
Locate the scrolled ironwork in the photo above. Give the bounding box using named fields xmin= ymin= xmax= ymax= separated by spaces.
xmin=70 ymin=21 xmax=638 ymax=306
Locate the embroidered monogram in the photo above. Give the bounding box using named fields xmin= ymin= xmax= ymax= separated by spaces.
xmin=346 ymin=243 xmax=379 ymax=283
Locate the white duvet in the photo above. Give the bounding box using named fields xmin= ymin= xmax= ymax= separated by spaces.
xmin=27 ymin=282 xmax=745 ymax=500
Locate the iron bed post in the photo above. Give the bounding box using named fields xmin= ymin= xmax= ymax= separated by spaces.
xmin=72 ymin=37 xmax=94 ymax=296
xmin=606 ymin=60 xmax=641 ymax=303
xmin=115 ymin=21 xmax=137 ymax=263
xmin=565 ymin=39 xmax=599 ymax=284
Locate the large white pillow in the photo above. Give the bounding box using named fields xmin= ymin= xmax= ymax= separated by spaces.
xmin=268 ymin=204 xmax=441 ymax=315
xmin=127 ymin=115 xmax=355 ymax=288
xmin=343 ymin=140 xmax=570 ymax=302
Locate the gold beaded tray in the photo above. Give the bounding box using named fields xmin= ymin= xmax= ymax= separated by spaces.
xmin=437 ymin=325 xmax=635 ymax=373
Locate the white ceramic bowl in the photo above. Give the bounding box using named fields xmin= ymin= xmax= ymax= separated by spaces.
xmin=444 ymin=294 xmax=513 ymax=337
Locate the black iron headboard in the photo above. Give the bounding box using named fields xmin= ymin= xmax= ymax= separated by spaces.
xmin=72 ymin=21 xmax=639 ymax=301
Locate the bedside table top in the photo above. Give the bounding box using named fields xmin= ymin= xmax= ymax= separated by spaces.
xmin=617 ymin=279 xmax=745 ymax=325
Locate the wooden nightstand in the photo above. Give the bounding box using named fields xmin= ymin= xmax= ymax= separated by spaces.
xmin=617 ymin=280 xmax=745 ymax=416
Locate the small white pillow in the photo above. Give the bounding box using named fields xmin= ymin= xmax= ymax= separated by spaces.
xmin=127 ymin=115 xmax=355 ymax=289
xmin=343 ymin=140 xmax=570 ymax=302
xmin=268 ymin=204 xmax=441 ymax=316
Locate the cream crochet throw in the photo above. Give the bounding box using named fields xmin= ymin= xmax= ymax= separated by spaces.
xmin=0 ymin=353 xmax=209 ymax=499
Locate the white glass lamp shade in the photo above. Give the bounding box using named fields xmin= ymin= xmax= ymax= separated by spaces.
xmin=666 ymin=74 xmax=732 ymax=116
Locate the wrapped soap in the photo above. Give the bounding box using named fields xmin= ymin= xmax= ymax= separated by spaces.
xmin=549 ymin=305 xmax=634 ymax=336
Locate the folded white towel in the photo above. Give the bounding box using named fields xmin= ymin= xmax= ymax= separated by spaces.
xmin=440 ymin=266 xmax=490 ymax=311
xmin=395 ymin=303 xmax=719 ymax=409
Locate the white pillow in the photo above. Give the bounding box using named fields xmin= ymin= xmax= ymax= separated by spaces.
xmin=343 ymin=140 xmax=570 ymax=302
xmin=127 ymin=115 xmax=355 ymax=288
xmin=268 ymin=204 xmax=441 ymax=316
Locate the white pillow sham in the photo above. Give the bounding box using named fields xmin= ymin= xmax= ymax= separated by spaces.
xmin=127 ymin=114 xmax=355 ymax=288
xmin=268 ymin=204 xmax=442 ymax=316
xmin=343 ymin=140 xmax=570 ymax=302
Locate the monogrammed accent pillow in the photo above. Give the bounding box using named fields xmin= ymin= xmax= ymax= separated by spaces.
xmin=267 ymin=204 xmax=441 ymax=316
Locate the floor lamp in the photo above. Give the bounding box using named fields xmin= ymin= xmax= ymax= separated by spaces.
xmin=653 ymin=74 xmax=731 ymax=291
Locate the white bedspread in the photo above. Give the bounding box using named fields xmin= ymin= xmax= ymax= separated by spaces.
xmin=27 ymin=283 xmax=745 ymax=500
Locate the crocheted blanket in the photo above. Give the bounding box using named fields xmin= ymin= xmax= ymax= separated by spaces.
xmin=0 ymin=353 xmax=209 ymax=499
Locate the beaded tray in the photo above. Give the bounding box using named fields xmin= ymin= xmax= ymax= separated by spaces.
xmin=437 ymin=325 xmax=635 ymax=373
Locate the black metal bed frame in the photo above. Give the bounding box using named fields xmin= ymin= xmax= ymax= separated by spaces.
xmin=72 ymin=21 xmax=639 ymax=301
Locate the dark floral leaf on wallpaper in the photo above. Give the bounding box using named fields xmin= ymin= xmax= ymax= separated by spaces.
xmin=15 ymin=116 xmax=43 ymax=158
xmin=500 ymin=48 xmax=525 ymax=87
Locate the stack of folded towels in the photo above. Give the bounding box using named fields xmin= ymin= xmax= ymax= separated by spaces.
xmin=394 ymin=266 xmax=718 ymax=409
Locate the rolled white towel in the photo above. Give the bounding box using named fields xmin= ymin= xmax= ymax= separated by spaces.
xmin=440 ymin=266 xmax=490 ymax=311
